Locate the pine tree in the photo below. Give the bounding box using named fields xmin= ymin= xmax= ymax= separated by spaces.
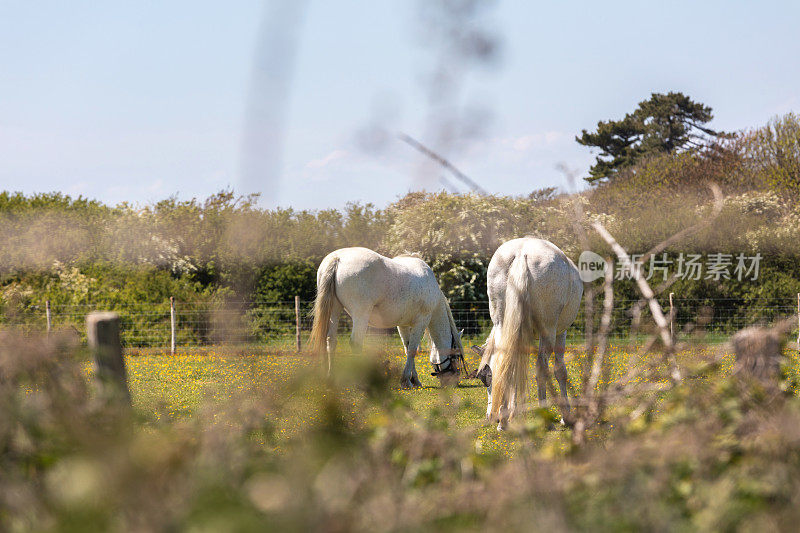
xmin=577 ymin=92 xmax=726 ymax=183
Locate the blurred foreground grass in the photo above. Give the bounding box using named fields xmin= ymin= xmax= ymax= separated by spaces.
xmin=7 ymin=332 xmax=800 ymax=531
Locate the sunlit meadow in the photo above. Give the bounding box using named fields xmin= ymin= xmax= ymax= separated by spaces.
xmin=124 ymin=343 xmax=799 ymax=457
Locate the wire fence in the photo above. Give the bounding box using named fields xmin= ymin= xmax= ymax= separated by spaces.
xmin=2 ymin=295 xmax=799 ymax=351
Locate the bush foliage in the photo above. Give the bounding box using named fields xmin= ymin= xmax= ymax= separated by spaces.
xmin=2 ymin=114 xmax=800 ymax=339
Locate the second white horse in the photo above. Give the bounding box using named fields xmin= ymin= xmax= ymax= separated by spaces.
xmin=475 ymin=238 xmax=583 ymax=429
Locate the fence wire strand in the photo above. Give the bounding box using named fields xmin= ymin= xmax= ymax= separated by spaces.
xmin=2 ymin=297 xmax=798 ymax=350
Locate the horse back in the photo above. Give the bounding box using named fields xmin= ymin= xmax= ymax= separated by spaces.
xmin=488 ymin=238 xmax=583 ymax=333
xmin=324 ymin=248 xmax=436 ymax=304
xmin=325 ymin=247 xmax=389 ymax=300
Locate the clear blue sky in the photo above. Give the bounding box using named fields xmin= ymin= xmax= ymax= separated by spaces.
xmin=1 ymin=1 xmax=798 ymax=209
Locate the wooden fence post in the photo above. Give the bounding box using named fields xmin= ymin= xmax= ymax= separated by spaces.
xmin=170 ymin=296 xmax=176 ymax=356
xmin=669 ymin=292 xmax=675 ymax=343
xmin=45 ymin=300 xmax=52 ymax=334
xmin=295 ymin=295 xmax=301 ymax=353
xmin=86 ymin=311 xmax=130 ymax=403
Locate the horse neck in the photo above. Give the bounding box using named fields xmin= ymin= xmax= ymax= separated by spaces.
xmin=427 ymin=297 xmax=456 ymax=361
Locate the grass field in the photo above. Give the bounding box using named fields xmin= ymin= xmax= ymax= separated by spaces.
xmin=126 ymin=340 xmax=800 ymax=419
xmin=127 ymin=343 xmax=621 ymax=416
xmin=125 ymin=340 xmax=749 ymax=456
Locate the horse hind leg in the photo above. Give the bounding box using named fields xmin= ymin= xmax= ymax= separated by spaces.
xmin=349 ymin=309 xmax=370 ymax=355
xmin=481 ymin=325 xmax=500 ymax=421
xmin=553 ymin=330 xmax=571 ymax=416
xmin=325 ymin=299 xmax=343 ymax=376
xmin=536 ymin=333 xmax=556 ymax=407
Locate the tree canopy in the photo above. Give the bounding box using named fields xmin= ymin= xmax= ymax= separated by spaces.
xmin=577 ymin=92 xmax=726 ymax=183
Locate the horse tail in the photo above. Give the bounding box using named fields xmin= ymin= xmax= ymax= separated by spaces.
xmin=309 ymin=256 xmax=339 ymax=356
xmin=490 ymin=252 xmax=533 ymax=422
xmin=477 ymin=326 xmax=498 ymax=375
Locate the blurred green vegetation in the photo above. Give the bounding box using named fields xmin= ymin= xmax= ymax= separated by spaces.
xmin=3 ymin=333 xmax=800 ymax=530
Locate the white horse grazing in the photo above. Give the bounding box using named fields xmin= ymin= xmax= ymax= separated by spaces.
xmin=309 ymin=247 xmax=466 ymax=388
xmin=474 ymin=238 xmax=583 ymax=430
